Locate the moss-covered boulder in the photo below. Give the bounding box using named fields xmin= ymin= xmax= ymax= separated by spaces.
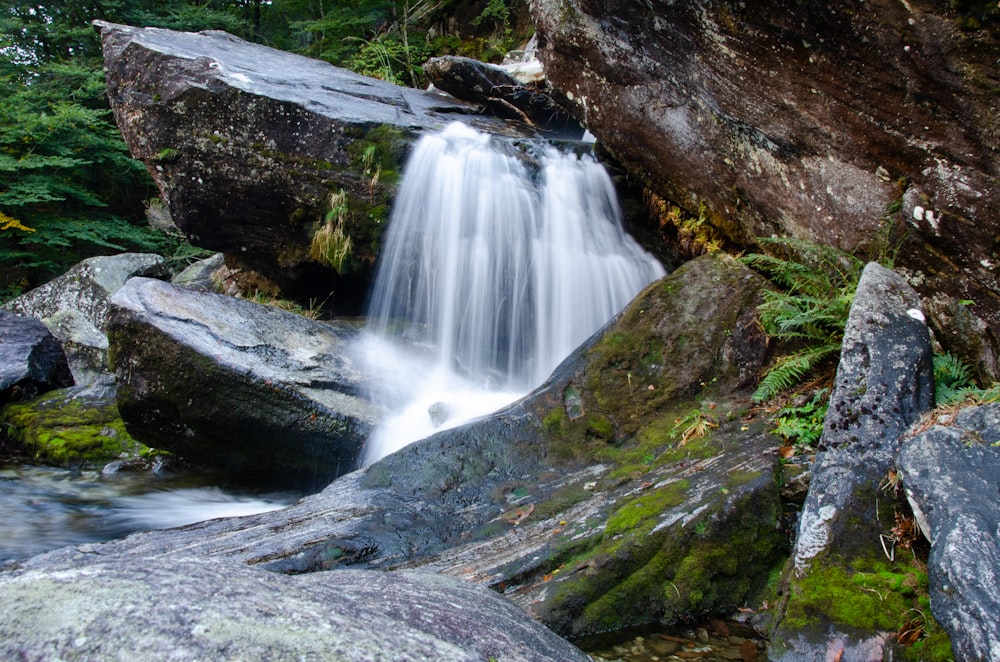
xmin=390 ymin=251 xmax=784 ymax=637
xmin=1 ymin=379 xmax=150 ymax=468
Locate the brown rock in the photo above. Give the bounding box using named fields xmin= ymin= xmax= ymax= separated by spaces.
xmin=531 ymin=0 xmax=1000 ymax=362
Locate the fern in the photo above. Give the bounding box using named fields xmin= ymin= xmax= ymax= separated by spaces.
xmin=933 ymin=352 xmax=976 ymax=405
xmin=741 ymin=237 xmax=864 ymax=403
xmin=753 ymin=343 xmax=841 ymax=403
xmin=774 ymin=388 xmax=829 ymax=449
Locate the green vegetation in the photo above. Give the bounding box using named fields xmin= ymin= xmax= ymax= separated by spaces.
xmin=1 ymin=388 xmax=155 ymax=467
xmin=740 ymin=237 xmax=863 ymax=402
xmin=309 ymin=190 xmax=354 ymax=272
xmin=773 ymin=388 xmax=828 ymax=451
xmin=0 ymin=0 xmax=531 ymax=301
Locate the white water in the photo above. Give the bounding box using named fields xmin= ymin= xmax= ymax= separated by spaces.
xmin=360 ymin=122 xmax=665 ymax=464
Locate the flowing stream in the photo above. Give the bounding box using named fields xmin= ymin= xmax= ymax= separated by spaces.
xmin=0 ymin=461 xmax=296 ymax=567
xmin=359 ymin=122 xmax=665 ymax=463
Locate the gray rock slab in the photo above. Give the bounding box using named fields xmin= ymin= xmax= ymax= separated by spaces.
xmin=0 ymin=311 xmax=73 ymax=404
xmin=772 ymin=263 xmax=935 ymax=660
xmin=0 ymin=556 xmax=590 ymax=661
xmin=108 ymin=277 xmax=380 ymax=488
xmin=899 ymin=403 xmax=1000 ymax=662
xmin=2 ymin=252 xmax=165 ymax=382
xmin=794 ymin=262 xmax=934 ymax=572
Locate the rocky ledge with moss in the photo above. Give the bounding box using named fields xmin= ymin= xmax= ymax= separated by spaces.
xmin=12 ymin=254 xmax=786 ymax=640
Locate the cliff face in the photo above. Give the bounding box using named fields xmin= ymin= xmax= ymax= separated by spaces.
xmin=531 ymin=0 xmax=1000 ymax=374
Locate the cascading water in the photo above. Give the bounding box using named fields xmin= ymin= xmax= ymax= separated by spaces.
xmin=359 ymin=122 xmax=665 ymax=464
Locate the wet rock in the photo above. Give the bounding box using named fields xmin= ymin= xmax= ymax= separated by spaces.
xmin=530 ymin=0 xmax=1000 ymax=350
xmin=770 ymin=263 xmax=935 ymax=660
xmin=107 ymin=277 xmax=380 ymax=489
xmin=24 ymin=254 xmax=785 ymax=641
xmin=424 ymin=55 xmax=583 ymax=138
xmin=94 ymin=21 xmax=536 ymax=305
xmin=2 ymin=252 xmax=165 ymax=382
xmin=899 ymin=403 xmax=1000 ymax=661
xmin=0 ymin=556 xmax=591 ymax=661
xmin=1 ymin=377 xmax=146 ymax=468
xmin=0 ymin=311 xmax=73 ymax=405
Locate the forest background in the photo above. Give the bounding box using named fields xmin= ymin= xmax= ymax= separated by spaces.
xmin=0 ymin=0 xmax=524 ymax=302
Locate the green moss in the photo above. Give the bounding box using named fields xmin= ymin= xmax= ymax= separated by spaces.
xmin=543 ymin=407 xmax=566 ymax=436
xmin=563 ymin=485 xmax=786 ymax=634
xmin=1 ymin=389 xmax=151 ymax=467
xmin=725 ymin=469 xmax=760 ymax=489
xmin=534 ymin=483 xmax=592 ymax=520
xmin=605 ymin=480 xmax=690 ymax=538
xmin=153 ymin=148 xmax=180 ymax=163
xmin=586 ymin=414 xmax=614 ymax=441
xmin=784 ymin=559 xmax=932 ymax=633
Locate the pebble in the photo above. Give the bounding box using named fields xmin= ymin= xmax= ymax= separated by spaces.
xmin=583 ymin=618 xmax=763 ymax=662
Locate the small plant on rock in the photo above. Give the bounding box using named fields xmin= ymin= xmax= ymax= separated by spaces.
xmin=773 ymin=388 xmax=829 ymax=451
xmin=310 ymin=190 xmax=353 ymax=273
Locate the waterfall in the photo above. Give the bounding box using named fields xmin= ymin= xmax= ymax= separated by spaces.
xmin=359 ymin=122 xmax=665 ymax=464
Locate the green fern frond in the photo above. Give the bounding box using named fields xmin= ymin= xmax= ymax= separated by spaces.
xmin=933 ymin=352 xmax=976 ymax=405
xmin=753 ymin=344 xmax=841 ymax=403
xmin=742 ymin=237 xmax=864 ymax=402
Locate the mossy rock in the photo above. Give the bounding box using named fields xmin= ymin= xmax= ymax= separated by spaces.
xmin=0 ymin=382 xmax=153 ymax=468
xmin=425 ymin=254 xmax=788 ymax=637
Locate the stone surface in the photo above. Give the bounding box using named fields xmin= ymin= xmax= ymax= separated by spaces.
xmin=423 ymin=55 xmax=583 ymax=138
xmin=900 ymin=403 xmax=1000 ymax=662
xmin=530 ymin=0 xmax=1000 ymax=367
xmin=0 ymin=311 xmax=73 ymax=405
xmin=107 ymin=276 xmax=379 ymax=489
xmin=22 ymin=254 xmax=784 ymax=640
xmin=171 ymin=252 xmax=226 ymax=291
xmin=2 ymin=252 xmax=165 ymax=383
xmin=0 ymin=556 xmax=590 ymax=661
xmin=1 ymin=376 xmax=146 ymax=468
xmin=95 ymin=21 xmax=535 ymax=306
xmin=771 ymin=263 xmax=936 ymax=660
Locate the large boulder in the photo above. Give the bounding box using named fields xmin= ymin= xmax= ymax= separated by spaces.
xmin=0 ymin=311 xmax=73 ymax=405
xmin=899 ymin=403 xmax=1000 ymax=661
xmin=94 ymin=21 xmax=536 ymax=306
xmin=23 ymin=254 xmax=785 ymax=640
xmin=0 ymin=556 xmax=590 ymax=661
xmin=107 ymin=277 xmax=380 ymax=489
xmin=770 ymin=263 xmax=937 ymax=660
xmin=2 ymin=252 xmax=165 ymax=383
xmin=530 ymin=0 xmax=1000 ymax=377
